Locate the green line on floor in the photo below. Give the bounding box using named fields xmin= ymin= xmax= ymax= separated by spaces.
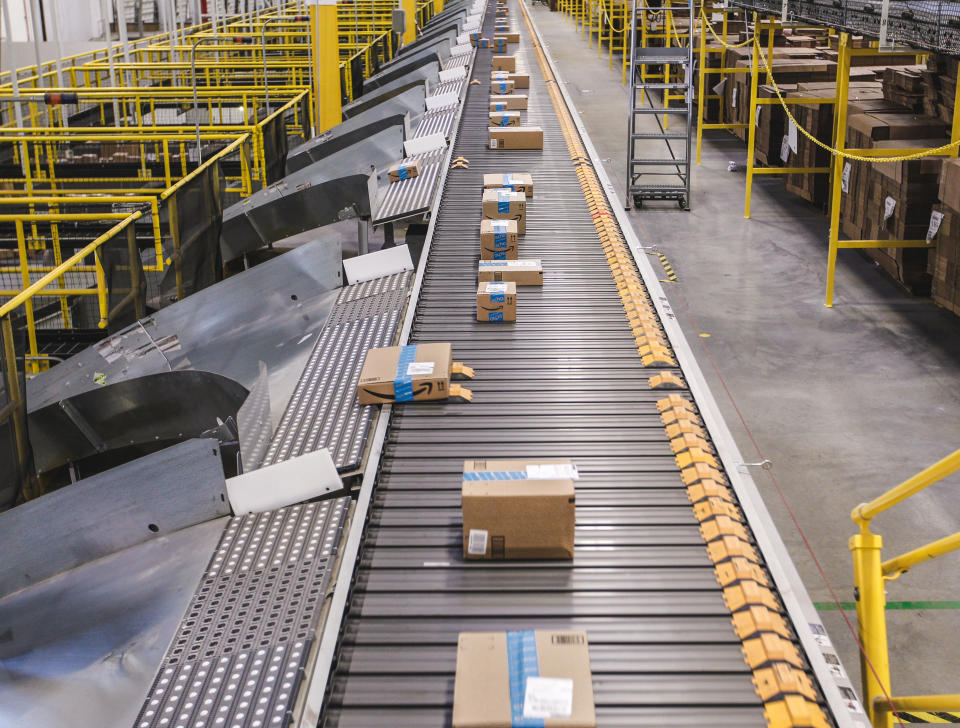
xmin=813 ymin=601 xmax=960 ymax=611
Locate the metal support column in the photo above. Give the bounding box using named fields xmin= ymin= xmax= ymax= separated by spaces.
xmin=309 ymin=0 xmax=342 ymax=133
xmin=402 ymin=0 xmax=417 ymax=45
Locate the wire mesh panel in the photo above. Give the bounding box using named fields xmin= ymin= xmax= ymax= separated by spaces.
xmin=732 ymin=0 xmax=960 ymax=53
xmin=0 ymin=318 xmax=33 ymax=508
xmin=260 ymin=113 xmax=289 ymax=186
xmin=155 ymin=163 xmax=226 ymax=308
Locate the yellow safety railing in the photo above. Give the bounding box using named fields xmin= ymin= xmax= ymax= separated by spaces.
xmin=849 ymin=448 xmax=960 ymax=728
xmin=0 ymin=133 xmax=249 ymax=373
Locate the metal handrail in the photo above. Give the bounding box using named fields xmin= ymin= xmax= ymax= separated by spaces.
xmin=849 ymin=448 xmax=960 ymax=727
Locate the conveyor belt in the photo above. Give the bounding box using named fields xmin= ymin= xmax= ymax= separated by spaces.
xmin=320 ymin=2 xmax=864 ymax=727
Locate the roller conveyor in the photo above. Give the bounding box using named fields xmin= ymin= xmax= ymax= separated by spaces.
xmin=315 ymin=1 xmax=870 ymax=727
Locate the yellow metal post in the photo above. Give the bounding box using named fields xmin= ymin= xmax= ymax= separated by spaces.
xmin=403 ymin=0 xmax=417 ymax=45
xmin=825 ymin=33 xmax=851 ymax=308
xmin=309 ymin=0 xmax=342 ymax=133
xmin=696 ymin=12 xmax=706 ymax=165
xmin=849 ymin=529 xmax=891 ymax=728
xmin=436 ymin=0 xmax=444 ymax=13
xmin=743 ymin=19 xmax=759 ymax=219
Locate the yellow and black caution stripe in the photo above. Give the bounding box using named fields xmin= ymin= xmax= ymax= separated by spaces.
xmin=649 ymin=250 xmax=678 ymax=283
xmin=894 ymin=713 xmax=960 ymax=724
xmin=515 ymin=4 xmax=833 ymax=725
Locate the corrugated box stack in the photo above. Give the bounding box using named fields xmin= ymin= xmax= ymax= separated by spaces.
xmin=932 ymin=159 xmax=960 ymax=314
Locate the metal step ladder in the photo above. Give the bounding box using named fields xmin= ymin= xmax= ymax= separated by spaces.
xmin=626 ymin=0 xmax=694 ymax=210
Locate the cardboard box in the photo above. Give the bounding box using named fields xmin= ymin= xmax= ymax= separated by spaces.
xmin=480 ymin=218 xmax=519 ymax=249
xmin=478 ymin=259 xmax=543 ymax=285
xmin=489 ymin=94 xmax=528 ymax=111
xmin=387 ymin=159 xmax=420 ymax=183
xmin=483 ymin=172 xmax=534 ymax=197
xmin=357 ymin=343 xmax=452 ymax=404
xmin=453 ymin=630 xmax=596 ymax=728
xmin=492 ymin=55 xmax=516 ymax=72
xmin=490 ymin=111 xmax=521 ymax=127
xmin=492 ymin=71 xmax=530 ymax=89
xmin=491 ymin=79 xmax=515 ymax=95
xmin=492 ymin=37 xmax=507 ymax=53
xmin=482 ymin=188 xmax=527 ymax=234
xmin=847 ymin=113 xmax=947 ymax=142
xmin=495 ymin=32 xmax=520 ymax=43
xmin=476 ymin=281 xmax=517 ymax=322
xmin=940 ymin=158 xmax=960 ymax=212
xmin=461 ymin=459 xmax=578 ymax=559
xmin=489 ymin=127 xmax=544 ymax=152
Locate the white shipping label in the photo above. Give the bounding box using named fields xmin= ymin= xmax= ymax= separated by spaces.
xmin=712 ymin=78 xmax=726 ymax=96
xmin=787 ymin=119 xmax=798 ymax=154
xmin=526 ymin=463 xmax=580 ymax=480
xmin=406 ymin=361 xmax=435 ymax=376
xmin=780 ymin=135 xmax=791 ymax=163
xmin=883 ymin=196 xmax=896 ymax=222
xmin=841 ymin=162 xmax=851 ymax=194
xmin=731 ymin=86 xmax=738 ymax=108
xmin=755 ymin=106 xmax=762 ymax=127
xmin=484 ymin=283 xmax=509 ymax=294
xmin=508 ymin=260 xmax=539 ymax=267
xmin=467 ymin=529 xmax=488 ymax=555
xmin=523 ymin=677 xmax=574 ymax=719
xmin=927 ymin=210 xmax=944 ymax=242
xmin=490 ymin=138 xmax=499 ymax=149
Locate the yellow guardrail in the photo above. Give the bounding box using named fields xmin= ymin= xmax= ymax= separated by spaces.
xmin=849 ymin=448 xmax=960 ymax=728
xmin=0 ymin=133 xmax=249 ymax=373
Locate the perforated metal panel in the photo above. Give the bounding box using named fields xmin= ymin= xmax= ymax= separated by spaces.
xmin=134 ymin=498 xmax=349 ymax=728
xmin=262 ymin=272 xmax=411 ymax=470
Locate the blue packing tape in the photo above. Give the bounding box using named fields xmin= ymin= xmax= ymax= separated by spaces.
xmin=494 ymin=231 xmax=507 ymax=247
xmin=507 ymin=631 xmax=543 ymax=728
xmin=503 ymin=173 xmax=513 ymax=187
xmin=490 ymin=292 xmax=505 ymax=303
xmin=463 ymin=470 xmax=529 ymax=481
xmin=497 ymin=190 xmax=510 ymax=213
xmin=397 ymin=165 xmax=407 ymax=180
xmin=493 ymin=102 xmax=505 ymax=111
xmin=498 ymin=81 xmax=507 ymax=92
xmin=393 ymin=345 xmax=418 ymax=402
xmin=500 ymin=117 xmax=510 ymax=126
xmin=493 ymin=251 xmax=506 ymax=260
xmin=488 ymin=311 xmax=504 ymax=322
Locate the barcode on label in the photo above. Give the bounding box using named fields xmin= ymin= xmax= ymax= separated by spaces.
xmin=551 ymin=633 xmax=585 ymax=645
xmin=406 ymin=361 xmax=435 ymax=376
xmin=467 ymin=529 xmax=488 ymax=555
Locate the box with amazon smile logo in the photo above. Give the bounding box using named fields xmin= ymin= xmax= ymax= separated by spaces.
xmin=357 ymin=344 xmax=453 ymax=404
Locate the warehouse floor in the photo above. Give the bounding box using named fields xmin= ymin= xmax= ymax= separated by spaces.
xmin=530 ymin=4 xmax=960 ymax=699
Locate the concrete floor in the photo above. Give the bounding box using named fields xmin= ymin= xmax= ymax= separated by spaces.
xmin=531 ymin=3 xmax=960 ymax=700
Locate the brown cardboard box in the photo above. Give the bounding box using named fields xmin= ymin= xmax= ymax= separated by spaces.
xmin=476 ymin=281 xmax=517 ymax=322
xmin=478 ymin=259 xmax=544 ymax=285
xmin=480 ymin=218 xmax=519 ymax=250
xmin=489 ymin=127 xmax=544 ymax=152
xmin=452 ymin=630 xmax=596 ymax=728
xmin=387 ymin=159 xmax=421 ymax=183
xmin=491 ymin=79 xmax=515 ymax=95
xmin=490 ymin=111 xmax=521 ymax=127
xmin=483 ymin=172 xmax=534 ymax=197
xmin=492 ymin=55 xmax=516 ymax=72
xmin=461 ymin=459 xmax=577 ymax=559
xmin=482 ymin=188 xmax=527 ymax=234
xmin=931 ymin=207 xmax=960 ymax=315
xmin=846 ymin=113 xmax=947 ymax=141
xmin=357 ymin=343 xmax=452 ymax=404
xmin=492 ymin=71 xmax=530 ymax=89
xmin=495 ymin=32 xmax=520 ymax=43
xmin=489 ymin=94 xmax=528 ymax=111
xmin=940 ymin=158 xmax=960 ymax=212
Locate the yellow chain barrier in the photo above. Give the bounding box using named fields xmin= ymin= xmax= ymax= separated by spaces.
xmin=698 ymin=8 xmax=960 ymax=162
